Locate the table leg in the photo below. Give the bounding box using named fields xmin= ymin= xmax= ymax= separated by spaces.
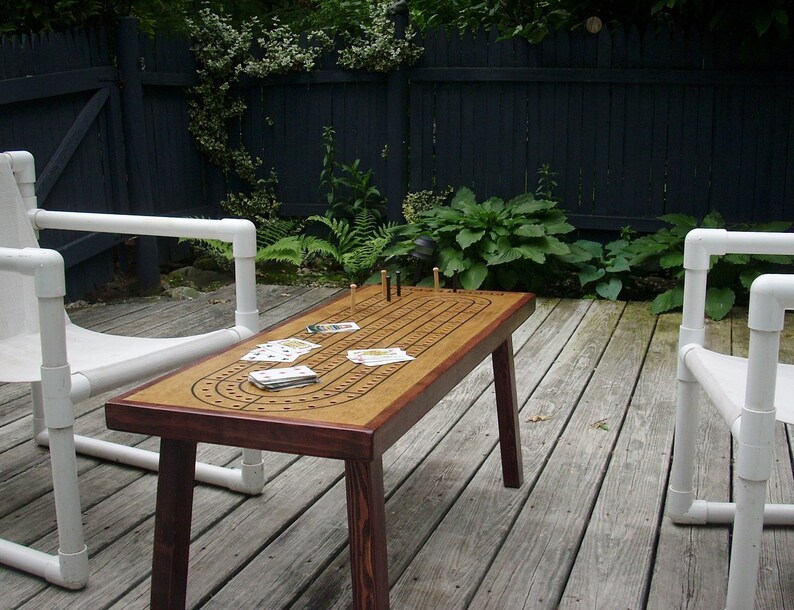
xmin=344 ymin=457 xmax=390 ymax=610
xmin=150 ymin=438 xmax=197 ymax=610
xmin=492 ymin=337 xmax=523 ymax=488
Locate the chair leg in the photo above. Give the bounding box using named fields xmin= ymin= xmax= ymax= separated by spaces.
xmin=0 ymin=427 xmax=89 ymax=589
xmin=0 ymin=383 xmax=88 ymax=588
xmin=45 ymin=425 xmax=89 ymax=587
xmin=668 ymin=378 xmax=705 ymax=523
xmin=725 ymin=477 xmax=766 ymax=610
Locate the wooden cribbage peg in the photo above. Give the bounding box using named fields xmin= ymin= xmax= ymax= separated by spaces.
xmin=350 ymin=283 xmax=357 ymax=314
xmin=433 ymin=267 xmax=440 ymax=293
xmin=381 ymin=269 xmax=387 ymax=298
xmin=395 ymin=270 xmax=402 ymax=297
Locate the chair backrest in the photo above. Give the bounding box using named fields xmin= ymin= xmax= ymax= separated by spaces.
xmin=0 ymin=154 xmax=43 ymax=340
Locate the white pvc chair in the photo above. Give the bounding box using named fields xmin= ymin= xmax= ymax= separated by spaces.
xmin=0 ymin=151 xmax=265 ymax=589
xmin=668 ymin=228 xmax=794 ymax=609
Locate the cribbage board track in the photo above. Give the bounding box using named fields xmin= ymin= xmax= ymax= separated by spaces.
xmin=191 ymin=288 xmax=501 ymax=413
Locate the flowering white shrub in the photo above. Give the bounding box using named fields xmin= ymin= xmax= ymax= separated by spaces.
xmin=338 ymin=1 xmax=423 ymax=72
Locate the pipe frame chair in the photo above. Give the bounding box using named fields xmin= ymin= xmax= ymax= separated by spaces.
xmin=668 ymin=227 xmax=794 ymax=610
xmin=0 ymin=151 xmax=265 ymax=589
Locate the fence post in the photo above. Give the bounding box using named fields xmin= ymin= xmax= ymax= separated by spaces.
xmin=116 ymin=17 xmax=160 ymax=293
xmin=386 ymin=0 xmax=410 ymax=221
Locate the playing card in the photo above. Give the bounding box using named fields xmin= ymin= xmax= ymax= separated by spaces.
xmin=306 ymin=322 xmax=360 ymax=334
xmin=240 ymin=348 xmax=293 ymax=362
xmin=347 ymin=348 xmax=414 ymax=366
xmin=249 ymin=366 xmax=317 ymax=384
xmin=261 ymin=338 xmax=321 ymax=352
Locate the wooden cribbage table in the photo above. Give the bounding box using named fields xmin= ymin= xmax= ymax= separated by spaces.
xmin=105 ymin=285 xmax=534 ymax=609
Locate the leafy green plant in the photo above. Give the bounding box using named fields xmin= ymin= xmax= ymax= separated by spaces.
xmin=257 ymin=209 xmax=395 ymax=283
xmin=628 ymin=212 xmax=792 ymax=320
xmin=388 ymin=186 xmax=574 ymax=291
xmin=562 ymin=238 xmax=633 ymax=300
xmin=319 ymin=126 xmax=386 ymax=221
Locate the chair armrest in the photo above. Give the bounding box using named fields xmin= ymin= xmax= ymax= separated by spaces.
xmin=685 ymin=228 xmax=794 ymax=271
xmin=0 ymin=246 xmax=65 ymax=298
xmin=680 ymin=229 xmax=794 ymax=342
xmin=748 ymin=274 xmax=794 ymax=332
xmin=29 ymin=211 xmax=260 ymax=335
xmin=29 ymin=210 xmax=256 ymax=258
xmin=0 ymin=246 xmax=69 ymax=370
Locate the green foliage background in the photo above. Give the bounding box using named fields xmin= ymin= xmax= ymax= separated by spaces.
xmin=3 ymin=0 xmax=791 ymax=59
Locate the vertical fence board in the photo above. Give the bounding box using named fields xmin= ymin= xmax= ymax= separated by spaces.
xmin=434 ymin=30 xmax=462 ymax=188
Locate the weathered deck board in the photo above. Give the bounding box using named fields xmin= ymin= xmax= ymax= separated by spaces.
xmin=0 ymin=287 xmax=792 ymax=609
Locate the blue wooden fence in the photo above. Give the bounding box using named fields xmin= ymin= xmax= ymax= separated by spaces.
xmin=1 ymin=18 xmax=793 ymax=297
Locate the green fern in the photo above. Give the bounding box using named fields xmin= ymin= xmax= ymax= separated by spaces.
xmin=255 ymin=235 xmax=307 ymax=266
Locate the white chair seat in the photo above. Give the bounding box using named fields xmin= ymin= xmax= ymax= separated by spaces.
xmin=0 ymin=323 xmax=241 ymax=387
xmin=683 ymin=345 xmax=794 ymax=427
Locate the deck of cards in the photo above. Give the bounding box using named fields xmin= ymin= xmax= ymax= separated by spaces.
xmin=306 ymin=322 xmax=360 ymax=334
xmin=248 ymin=366 xmax=320 ymax=391
xmin=240 ymin=338 xmax=321 ymax=363
xmin=347 ymin=348 xmax=415 ymax=366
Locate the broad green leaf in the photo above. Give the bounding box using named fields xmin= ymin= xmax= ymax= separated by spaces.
xmin=705 ymin=287 xmax=735 ymax=321
xmin=487 ymin=244 xmax=523 ymax=265
xmin=451 ymin=187 xmax=477 ymax=207
xmin=558 ymin=241 xmax=598 ymax=264
xmin=605 ymin=256 xmax=630 ymax=273
xmin=659 ymin=213 xmax=697 ymax=230
xmin=596 ymin=278 xmax=623 ymax=300
xmin=516 ymin=245 xmax=546 ymax=264
xmin=438 ymin=247 xmax=469 ymax=273
xmin=723 ymin=253 xmax=751 ymax=265
xmin=508 ymin=193 xmax=536 ymax=207
xmin=605 ymin=239 xmax=630 ymax=255
xmin=483 ymin=197 xmax=504 ymax=212
xmin=532 ymin=235 xmax=570 ymax=256
xmin=702 ymin=211 xmax=725 ymax=228
xmin=460 ymin=263 xmax=488 ymax=290
xmin=479 ymin=237 xmax=497 ymax=254
xmin=457 ymin=228 xmax=485 ymax=249
xmin=579 ymin=264 xmax=606 ymax=287
xmin=739 ymin=268 xmax=763 ymax=290
xmin=514 ymin=224 xmax=545 ymax=238
xmin=650 ymin=285 xmax=685 ymax=314
xmin=512 ymin=199 xmax=556 ymax=215
xmin=659 ymin=252 xmax=684 ymax=269
xmin=543 ymin=221 xmax=575 ymax=235
xmin=572 ymin=239 xmax=603 ymax=258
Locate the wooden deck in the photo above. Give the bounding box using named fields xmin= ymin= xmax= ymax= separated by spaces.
xmin=1 ymin=285 xmax=792 ymax=609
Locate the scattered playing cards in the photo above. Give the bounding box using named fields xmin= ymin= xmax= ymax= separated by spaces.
xmin=240 ymin=337 xmax=321 ymax=363
xmin=306 ymin=322 xmax=360 ymax=334
xmin=248 ymin=366 xmax=320 ymax=391
xmin=347 ymin=348 xmax=414 ymax=366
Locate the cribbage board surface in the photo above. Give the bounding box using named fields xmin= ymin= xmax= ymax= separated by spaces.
xmin=119 ymin=286 xmax=533 ymax=429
